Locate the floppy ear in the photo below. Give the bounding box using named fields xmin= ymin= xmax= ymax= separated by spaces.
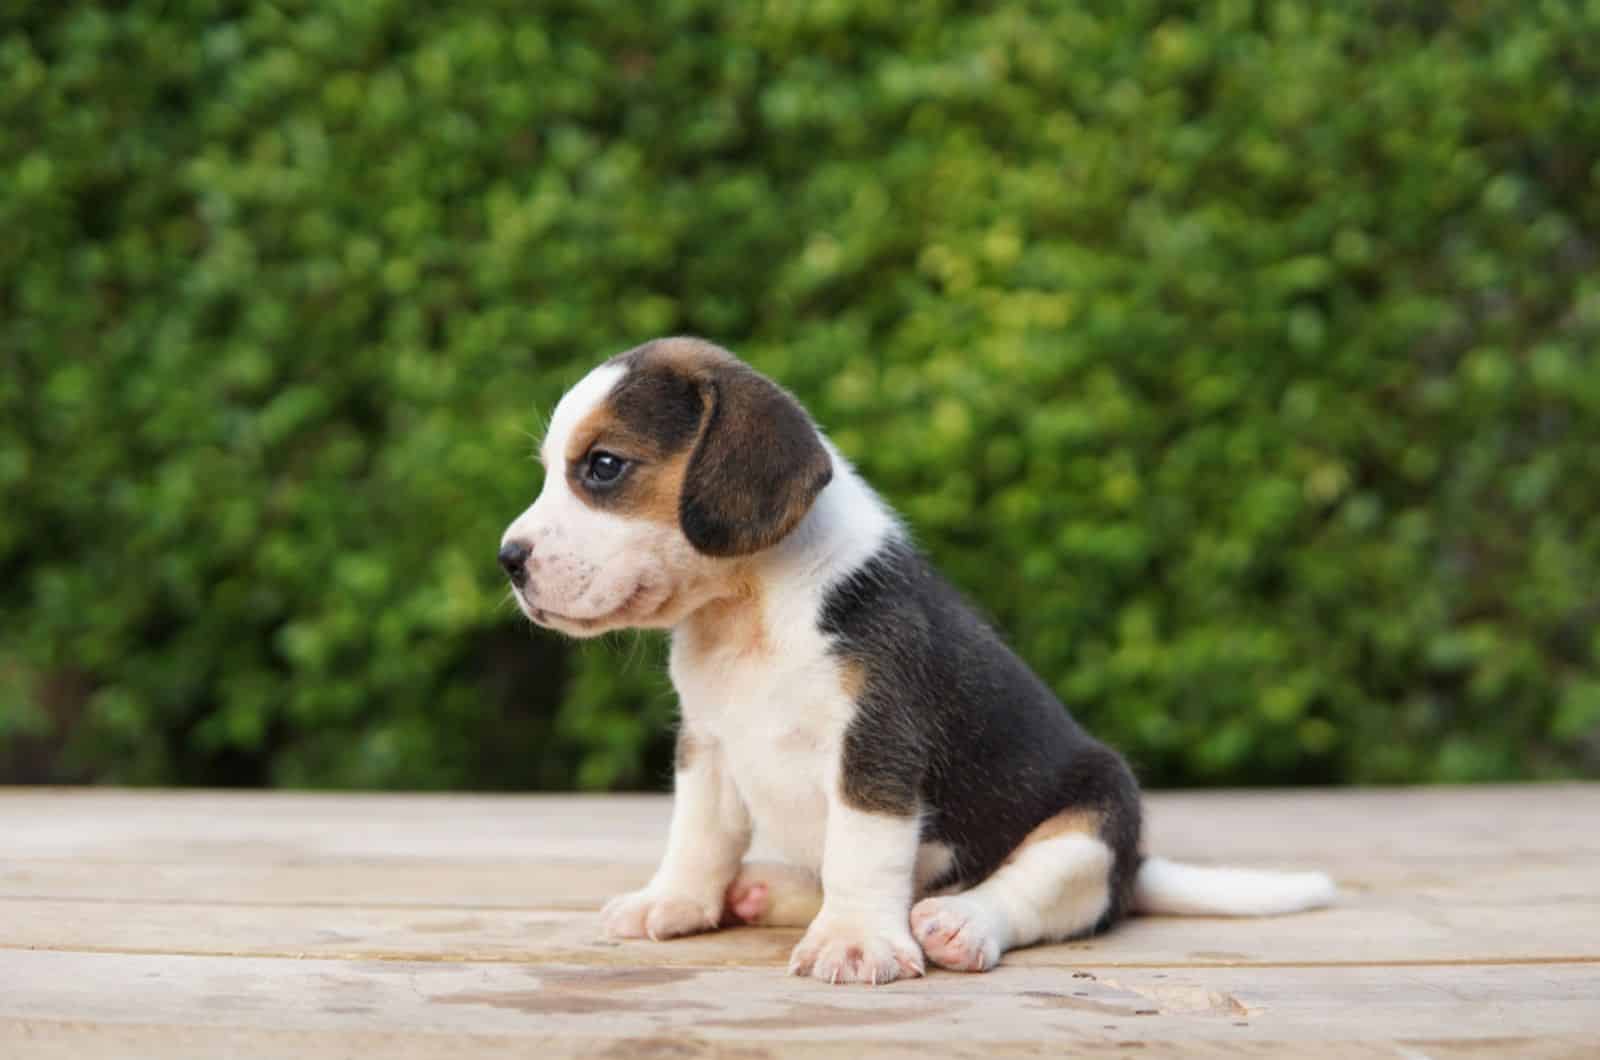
xmin=678 ymin=360 xmax=834 ymax=557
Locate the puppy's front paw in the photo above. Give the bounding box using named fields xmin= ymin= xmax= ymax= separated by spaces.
xmin=788 ymin=908 xmax=924 ymax=985
xmin=601 ymin=889 xmax=720 ymax=941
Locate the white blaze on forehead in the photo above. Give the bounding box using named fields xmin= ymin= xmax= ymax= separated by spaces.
xmin=540 ymin=361 xmax=628 ymax=467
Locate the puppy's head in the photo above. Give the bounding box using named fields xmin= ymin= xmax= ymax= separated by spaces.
xmin=499 ymin=338 xmax=833 ymax=637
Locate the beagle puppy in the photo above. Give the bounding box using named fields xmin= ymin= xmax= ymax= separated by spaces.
xmin=499 ymin=337 xmax=1335 ymax=985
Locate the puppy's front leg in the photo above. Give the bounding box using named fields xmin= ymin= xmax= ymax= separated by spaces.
xmin=602 ymin=733 xmax=750 ymax=941
xmin=788 ymin=797 xmax=925 ymax=985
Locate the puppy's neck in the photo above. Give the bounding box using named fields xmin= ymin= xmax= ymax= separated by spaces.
xmin=761 ymin=443 xmax=900 ymax=582
xmin=673 ymin=442 xmax=899 ymax=660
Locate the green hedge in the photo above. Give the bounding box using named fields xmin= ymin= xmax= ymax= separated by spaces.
xmin=4 ymin=1 xmax=1600 ymax=789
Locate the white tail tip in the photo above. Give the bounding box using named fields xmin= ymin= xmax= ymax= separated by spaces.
xmin=1133 ymin=856 xmax=1338 ymax=917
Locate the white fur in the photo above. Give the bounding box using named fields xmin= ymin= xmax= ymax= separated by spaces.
xmin=1131 ymin=856 xmax=1338 ymax=916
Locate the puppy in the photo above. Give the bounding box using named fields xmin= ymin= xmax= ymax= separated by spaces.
xmin=499 ymin=337 xmax=1335 ymax=985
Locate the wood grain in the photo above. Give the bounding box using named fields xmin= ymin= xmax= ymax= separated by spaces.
xmin=2 ymin=786 xmax=1597 ymax=1058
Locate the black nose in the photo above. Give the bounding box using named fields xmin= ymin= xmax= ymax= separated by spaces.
xmin=498 ymin=540 xmax=531 ymax=587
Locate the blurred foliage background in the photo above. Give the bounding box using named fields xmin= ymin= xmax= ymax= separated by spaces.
xmin=4 ymin=0 xmax=1600 ymax=791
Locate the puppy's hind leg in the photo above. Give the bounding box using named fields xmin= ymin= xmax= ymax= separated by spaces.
xmin=722 ymin=861 xmax=824 ymax=927
xmin=911 ymin=832 xmax=1114 ymax=973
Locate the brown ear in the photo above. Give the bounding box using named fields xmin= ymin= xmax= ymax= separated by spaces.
xmin=678 ymin=358 xmax=833 ymax=557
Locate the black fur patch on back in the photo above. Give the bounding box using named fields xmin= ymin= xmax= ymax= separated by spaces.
xmin=820 ymin=537 xmax=1143 ymax=934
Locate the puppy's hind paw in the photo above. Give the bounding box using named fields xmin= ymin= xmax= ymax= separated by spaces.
xmin=722 ymin=862 xmax=824 ymax=928
xmin=911 ymin=895 xmax=1002 ymax=973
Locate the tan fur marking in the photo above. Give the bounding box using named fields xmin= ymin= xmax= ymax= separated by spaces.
xmin=838 ymin=659 xmax=867 ymax=703
xmin=562 ymin=401 xmax=667 ymax=472
xmin=597 ymin=338 xmax=734 ymax=526
xmin=563 ymin=400 xmax=621 ymax=468
xmin=1002 ymin=809 xmax=1104 ymax=867
xmin=634 ymin=450 xmax=692 ymax=527
xmin=560 ymin=376 xmax=700 ymax=528
xmin=678 ymin=569 xmax=767 ymax=662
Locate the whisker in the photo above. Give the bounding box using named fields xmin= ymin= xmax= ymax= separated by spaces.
xmin=623 ymin=629 xmax=649 ymax=671
xmin=520 ymin=409 xmax=551 ymax=462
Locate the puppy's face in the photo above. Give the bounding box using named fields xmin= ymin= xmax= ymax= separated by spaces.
xmin=499 ymin=338 xmax=833 ymax=637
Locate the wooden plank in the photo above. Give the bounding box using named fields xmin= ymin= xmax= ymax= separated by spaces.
xmin=4 ymin=844 xmax=1592 ymax=910
xmin=3 ymin=786 xmax=1594 ymax=909
xmin=1 ymin=950 xmax=1597 ymax=1056
xmin=0 ymin=791 xmax=673 ymax=862
xmin=6 ymin=1023 xmax=1598 ymax=1060
xmin=8 ymin=1025 xmax=1597 ymax=1060
xmin=3 ymin=786 xmax=1595 ymax=864
xmin=0 ymin=858 xmax=653 ymax=910
xmin=3 ymin=897 xmax=1597 ymax=968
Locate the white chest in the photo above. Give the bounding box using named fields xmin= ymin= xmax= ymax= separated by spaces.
xmin=670 ymin=631 xmax=853 ymax=872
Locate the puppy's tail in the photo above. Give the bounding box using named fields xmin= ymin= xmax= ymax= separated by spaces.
xmin=1131 ymin=856 xmax=1337 ymax=917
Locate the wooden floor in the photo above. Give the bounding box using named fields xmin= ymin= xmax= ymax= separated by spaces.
xmin=2 ymin=786 xmax=1597 ymax=1058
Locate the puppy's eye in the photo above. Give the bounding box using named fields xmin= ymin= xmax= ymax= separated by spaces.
xmin=584 ymin=450 xmax=627 ymax=486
